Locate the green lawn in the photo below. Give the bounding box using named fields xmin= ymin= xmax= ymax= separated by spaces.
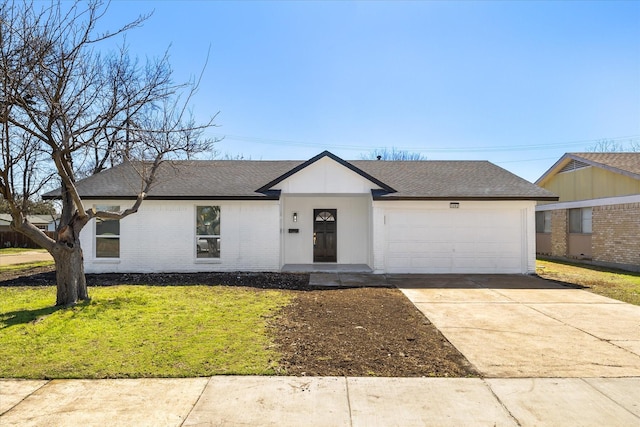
xmin=537 ymin=259 xmax=640 ymax=306
xmin=0 ymin=248 xmax=48 ymax=255
xmin=0 ymin=285 xmax=292 ymax=378
xmin=0 ymin=260 xmax=54 ymax=272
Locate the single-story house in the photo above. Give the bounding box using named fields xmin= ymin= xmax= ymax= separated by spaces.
xmin=535 ymin=152 xmax=640 ymax=272
xmin=44 ymin=151 xmax=556 ymax=274
xmin=0 ymin=213 xmax=55 ymax=232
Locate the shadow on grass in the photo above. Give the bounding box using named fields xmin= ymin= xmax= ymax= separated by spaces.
xmin=0 ymin=300 xmax=93 ymax=329
xmin=1 ymin=305 xmax=62 ymax=329
xmin=537 ymin=256 xmax=640 ymax=278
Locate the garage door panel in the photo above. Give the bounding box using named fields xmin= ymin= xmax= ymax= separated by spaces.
xmin=386 ymin=209 xmax=524 ymax=274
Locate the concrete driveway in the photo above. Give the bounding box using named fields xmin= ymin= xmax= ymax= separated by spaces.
xmin=392 ymin=274 xmax=640 ymax=378
xmin=0 ymin=251 xmax=53 ymax=266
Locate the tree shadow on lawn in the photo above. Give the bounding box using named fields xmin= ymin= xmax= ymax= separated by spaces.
xmin=1 ymin=304 xmax=64 ymax=329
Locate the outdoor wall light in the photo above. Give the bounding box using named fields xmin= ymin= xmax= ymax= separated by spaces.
xmin=293 ymin=212 xmax=298 ymax=222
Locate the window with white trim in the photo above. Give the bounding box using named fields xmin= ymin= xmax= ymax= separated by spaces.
xmin=569 ymin=207 xmax=592 ymax=234
xmin=95 ymin=205 xmax=120 ymax=258
xmin=196 ymin=206 xmax=220 ymax=258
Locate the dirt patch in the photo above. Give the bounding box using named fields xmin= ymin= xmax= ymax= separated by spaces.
xmin=0 ymin=270 xmax=478 ymax=377
xmin=0 ymin=265 xmax=56 ymax=283
xmin=274 ymin=287 xmax=477 ymax=377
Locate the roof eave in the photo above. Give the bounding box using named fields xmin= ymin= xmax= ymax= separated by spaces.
xmin=372 ymin=195 xmax=559 ymax=201
xmin=535 ymin=153 xmax=574 ymax=186
xmin=47 ymin=193 xmax=282 ymax=201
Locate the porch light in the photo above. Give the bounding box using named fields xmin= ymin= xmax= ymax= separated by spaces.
xmin=293 ymin=212 xmax=298 ymax=222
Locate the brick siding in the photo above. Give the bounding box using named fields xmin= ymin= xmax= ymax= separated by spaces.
xmin=550 ymin=209 xmax=567 ymax=257
xmin=592 ymin=202 xmax=640 ymax=266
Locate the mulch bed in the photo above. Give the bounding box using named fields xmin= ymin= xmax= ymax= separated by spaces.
xmin=1 ymin=268 xmax=478 ymax=377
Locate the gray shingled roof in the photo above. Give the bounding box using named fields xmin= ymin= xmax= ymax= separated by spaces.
xmin=43 ymin=152 xmax=557 ymax=201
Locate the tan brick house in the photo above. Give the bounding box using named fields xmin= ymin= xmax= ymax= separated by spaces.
xmin=535 ymin=152 xmax=640 ymax=272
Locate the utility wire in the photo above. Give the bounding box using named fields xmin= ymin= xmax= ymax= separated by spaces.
xmin=210 ymin=133 xmax=640 ymax=154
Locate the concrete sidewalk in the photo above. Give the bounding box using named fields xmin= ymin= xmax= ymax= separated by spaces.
xmin=2 ymin=376 xmax=639 ymax=426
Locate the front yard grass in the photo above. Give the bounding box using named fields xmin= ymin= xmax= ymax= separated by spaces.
xmin=0 ymin=248 xmax=48 ymax=255
xmin=0 ymin=285 xmax=291 ymax=378
xmin=536 ymin=258 xmax=640 ymax=306
xmin=0 ymin=260 xmax=54 ymax=272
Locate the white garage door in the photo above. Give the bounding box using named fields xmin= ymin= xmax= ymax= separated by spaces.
xmin=385 ymin=209 xmax=524 ymax=274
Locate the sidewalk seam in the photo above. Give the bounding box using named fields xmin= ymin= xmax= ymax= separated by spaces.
xmin=0 ymin=380 xmax=50 ymax=417
xmin=523 ymin=303 xmax=640 ymax=360
xmin=482 ymin=378 xmax=522 ymax=427
xmin=179 ymin=376 xmax=211 ymax=427
xmin=580 ymin=378 xmax=640 ymax=421
xmin=345 ymin=377 xmax=353 ymax=427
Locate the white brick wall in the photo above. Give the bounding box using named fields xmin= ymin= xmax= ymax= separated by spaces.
xmin=81 ymin=198 xmax=537 ymax=274
xmin=80 ymin=200 xmax=281 ymax=273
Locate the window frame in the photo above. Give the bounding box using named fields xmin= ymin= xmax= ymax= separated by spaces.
xmin=195 ymin=205 xmax=221 ymax=259
xmin=94 ymin=205 xmax=120 ymax=258
xmin=568 ymin=207 xmax=592 ymax=234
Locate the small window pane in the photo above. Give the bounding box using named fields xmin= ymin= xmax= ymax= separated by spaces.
xmin=197 ymin=237 xmax=221 ymax=258
xmin=536 ymin=212 xmax=545 ymax=233
xmin=96 ymin=237 xmax=119 ymax=258
xmin=96 ymin=218 xmax=120 ymax=236
xmin=582 ymin=208 xmax=592 ymax=234
xmin=569 ymin=209 xmax=582 ymax=233
xmin=544 ymin=211 xmax=551 ymax=233
xmin=197 ymin=206 xmax=220 ymax=235
xmin=315 ymin=211 xmax=335 ymax=222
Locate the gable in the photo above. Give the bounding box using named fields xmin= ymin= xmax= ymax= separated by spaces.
xmin=269 ymin=155 xmax=385 ymax=194
xmin=541 ymin=166 xmax=640 ymax=202
xmin=537 ymin=153 xmax=640 ymax=202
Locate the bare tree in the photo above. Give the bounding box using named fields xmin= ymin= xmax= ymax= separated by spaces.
xmin=587 ymin=138 xmax=640 ymax=152
xmin=1 ymin=1 xmax=218 ymax=305
xmin=361 ymin=147 xmax=427 ymax=161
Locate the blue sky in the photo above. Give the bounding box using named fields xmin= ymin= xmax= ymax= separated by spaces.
xmin=98 ymin=1 xmax=639 ymax=182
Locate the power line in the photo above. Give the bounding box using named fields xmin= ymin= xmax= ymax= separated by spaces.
xmin=210 ymin=133 xmax=640 ymax=154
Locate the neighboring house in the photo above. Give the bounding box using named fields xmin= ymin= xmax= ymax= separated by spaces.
xmin=0 ymin=213 xmax=53 ymax=232
xmin=535 ymin=152 xmax=640 ymax=272
xmin=43 ymin=151 xmax=556 ymax=274
xmin=0 ymin=213 xmax=57 ymax=248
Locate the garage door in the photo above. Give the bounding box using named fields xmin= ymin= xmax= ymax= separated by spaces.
xmin=385 ymin=209 xmax=524 ymax=274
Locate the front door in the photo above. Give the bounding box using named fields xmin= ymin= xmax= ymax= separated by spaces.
xmin=313 ymin=209 xmax=337 ymax=262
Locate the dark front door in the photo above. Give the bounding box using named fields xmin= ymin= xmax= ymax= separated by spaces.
xmin=313 ymin=209 xmax=337 ymax=262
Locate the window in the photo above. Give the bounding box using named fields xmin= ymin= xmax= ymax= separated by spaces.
xmin=95 ymin=205 xmax=120 ymax=258
xmin=196 ymin=206 xmax=220 ymax=258
xmin=315 ymin=211 xmax=336 ymax=222
xmin=535 ymin=211 xmax=551 ymax=233
xmin=569 ymin=208 xmax=592 ymax=234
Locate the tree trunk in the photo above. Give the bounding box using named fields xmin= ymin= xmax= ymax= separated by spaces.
xmin=52 ymin=242 xmax=88 ymax=306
